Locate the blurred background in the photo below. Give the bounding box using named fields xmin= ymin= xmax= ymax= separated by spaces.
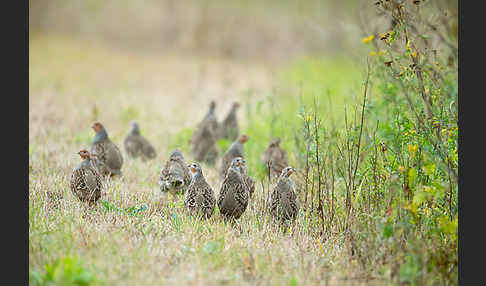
xmin=30 ymin=0 xmax=363 ymax=62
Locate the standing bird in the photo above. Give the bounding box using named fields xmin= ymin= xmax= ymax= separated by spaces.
xmin=198 ymin=100 xmax=219 ymax=134
xmin=219 ymin=134 xmax=249 ymax=180
xmin=191 ymin=101 xmax=219 ymax=165
xmin=124 ymin=120 xmax=157 ymax=161
xmin=234 ymin=157 xmax=255 ymax=198
xmin=90 ymin=122 xmax=124 ymax=176
xmin=261 ymin=137 xmax=289 ymax=180
xmin=70 ymin=150 xmax=103 ymax=204
xmin=191 ymin=123 xmax=219 ymax=165
xmin=217 ymin=158 xmax=249 ymax=220
xmin=184 ymin=162 xmax=216 ymax=219
xmin=218 ymin=102 xmax=240 ymax=141
xmin=159 ymin=149 xmax=192 ymax=196
xmin=270 ymin=167 xmax=299 ymax=224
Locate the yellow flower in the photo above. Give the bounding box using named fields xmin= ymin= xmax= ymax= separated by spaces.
xmin=378 ymin=50 xmax=387 ymax=56
xmin=411 ymin=52 xmax=417 ymax=58
xmin=387 ymin=30 xmax=393 ymax=36
xmin=306 ymin=115 xmax=311 ymax=122
xmin=362 ymin=35 xmax=374 ymax=44
xmin=369 ymin=51 xmax=377 ymax=57
xmin=410 ymin=129 xmax=416 ymax=135
xmin=408 ymin=144 xmax=418 ymax=154
xmin=403 ymin=202 xmax=417 ymax=215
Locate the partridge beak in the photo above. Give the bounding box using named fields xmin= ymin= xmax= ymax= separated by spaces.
xmin=287 ymin=168 xmax=296 ymax=176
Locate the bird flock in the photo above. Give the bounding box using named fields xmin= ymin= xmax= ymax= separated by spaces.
xmin=70 ymin=101 xmax=298 ymax=224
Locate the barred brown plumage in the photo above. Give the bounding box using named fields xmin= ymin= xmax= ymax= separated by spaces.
xmin=191 ymin=123 xmax=219 ymax=165
xmin=218 ymin=102 xmax=240 ymax=141
xmin=184 ymin=162 xmax=216 ymax=219
xmin=70 ymin=150 xmax=103 ymax=204
xmin=234 ymin=157 xmax=255 ymax=198
xmin=219 ymin=134 xmax=249 ymax=180
xmin=90 ymin=122 xmax=123 ymax=176
xmin=270 ymin=166 xmax=299 ymax=223
xmin=124 ymin=120 xmax=157 ymax=161
xmin=217 ymin=157 xmax=249 ymax=220
xmin=159 ymin=149 xmax=192 ymax=196
xmin=191 ymin=101 xmax=220 ymax=165
xmin=261 ymin=137 xmax=289 ymax=180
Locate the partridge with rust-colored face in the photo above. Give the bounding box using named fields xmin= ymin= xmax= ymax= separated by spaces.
xmin=261 ymin=137 xmax=289 ymax=180
xmin=219 ymin=134 xmax=249 ymax=180
xmin=270 ymin=166 xmax=299 ymax=223
xmin=159 ymin=149 xmax=192 ymax=196
xmin=70 ymin=149 xmax=103 ymax=203
xmin=90 ymin=122 xmax=124 ymax=176
xmin=217 ymin=157 xmax=249 ymax=220
xmin=184 ymin=162 xmax=216 ymax=219
xmin=124 ymin=120 xmax=157 ymax=161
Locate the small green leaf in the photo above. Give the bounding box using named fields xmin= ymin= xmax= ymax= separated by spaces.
xmin=423 ymin=163 xmax=435 ymax=176
xmin=412 ymin=189 xmax=428 ymax=206
xmin=408 ymin=168 xmax=417 ymax=187
xmin=383 ymin=223 xmax=394 ymax=238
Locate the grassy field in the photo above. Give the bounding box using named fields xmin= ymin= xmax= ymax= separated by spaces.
xmin=29 ymin=34 xmax=370 ymax=285
xmin=29 ymin=1 xmax=458 ymax=284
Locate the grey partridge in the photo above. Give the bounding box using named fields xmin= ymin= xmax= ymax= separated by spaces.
xmin=261 ymin=137 xmax=289 ymax=180
xmin=89 ymin=122 xmax=124 ymax=176
xmin=270 ymin=167 xmax=299 ymax=223
xmin=70 ymin=149 xmax=103 ymax=204
xmin=218 ymin=102 xmax=240 ymax=141
xmin=191 ymin=123 xmax=219 ymax=165
xmin=159 ymin=149 xmax=192 ymax=196
xmin=217 ymin=157 xmax=249 ymax=220
xmin=124 ymin=120 xmax=157 ymax=161
xmin=198 ymin=100 xmax=219 ymax=134
xmin=234 ymin=157 xmax=255 ymax=198
xmin=184 ymin=162 xmax=216 ymax=219
xmin=219 ymin=134 xmax=249 ymax=180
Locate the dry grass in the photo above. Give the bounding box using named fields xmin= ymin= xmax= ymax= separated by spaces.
xmin=29 ymin=35 xmax=389 ymax=285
